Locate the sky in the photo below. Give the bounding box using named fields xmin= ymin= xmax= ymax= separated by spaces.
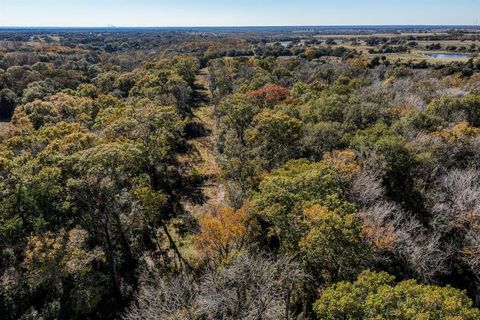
xmin=1 ymin=0 xmax=479 ymax=27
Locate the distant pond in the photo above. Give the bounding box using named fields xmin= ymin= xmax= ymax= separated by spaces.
xmin=424 ymin=53 xmax=470 ymax=59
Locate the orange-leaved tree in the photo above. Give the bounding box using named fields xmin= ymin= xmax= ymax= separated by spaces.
xmin=194 ymin=205 xmax=257 ymax=264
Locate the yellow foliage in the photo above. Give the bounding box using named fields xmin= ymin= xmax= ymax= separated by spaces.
xmin=323 ymin=149 xmax=360 ymax=176
xmin=302 ymin=205 xmax=331 ymax=224
xmin=448 ymin=73 xmax=464 ymax=87
xmin=362 ymin=223 xmax=397 ymax=251
xmin=305 ymin=48 xmax=316 ymax=60
xmin=22 ymin=229 xmax=104 ymax=289
xmin=384 ymin=76 xmax=396 ymax=86
xmin=389 ymin=104 xmax=414 ymax=120
xmin=194 ymin=204 xmax=257 ymax=263
xmin=347 ymin=56 xmax=370 ymax=69
xmin=433 ymin=122 xmax=480 ymax=143
xmin=134 ymin=187 xmax=168 ymax=223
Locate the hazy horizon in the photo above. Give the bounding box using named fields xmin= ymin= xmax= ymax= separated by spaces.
xmin=1 ymin=0 xmax=479 ymax=27
xmin=1 ymin=24 xmax=479 ymax=29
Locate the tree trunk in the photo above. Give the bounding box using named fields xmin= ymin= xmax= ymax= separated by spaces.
xmin=162 ymin=224 xmax=192 ymax=270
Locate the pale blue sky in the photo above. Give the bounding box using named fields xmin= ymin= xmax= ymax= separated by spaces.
xmin=1 ymin=0 xmax=479 ymax=27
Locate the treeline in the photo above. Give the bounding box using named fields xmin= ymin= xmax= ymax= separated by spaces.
xmin=206 ymin=45 xmax=358 ymax=60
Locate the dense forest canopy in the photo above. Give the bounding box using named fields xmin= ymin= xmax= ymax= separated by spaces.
xmin=1 ymin=26 xmax=480 ymax=319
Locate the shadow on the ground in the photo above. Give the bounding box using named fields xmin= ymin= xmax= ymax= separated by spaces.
xmin=192 ymin=83 xmax=210 ymax=107
xmin=185 ymin=121 xmax=211 ymax=139
xmin=179 ymin=69 xmax=220 ymax=212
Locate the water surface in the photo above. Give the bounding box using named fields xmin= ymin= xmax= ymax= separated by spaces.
xmin=424 ymin=53 xmax=470 ymax=59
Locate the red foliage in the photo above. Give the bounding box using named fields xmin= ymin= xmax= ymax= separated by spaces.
xmin=246 ymin=84 xmax=292 ymax=106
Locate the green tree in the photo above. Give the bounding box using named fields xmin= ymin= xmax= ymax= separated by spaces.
xmin=254 ymin=159 xmax=356 ymax=252
xmin=247 ymin=110 xmax=303 ymax=169
xmin=314 ymin=270 xmax=480 ymax=320
xmin=301 ymin=121 xmax=344 ymax=160
xmin=218 ymin=93 xmax=260 ymax=146
xmin=299 ymin=205 xmax=370 ymax=283
xmin=350 ymin=123 xmax=422 ymax=213
xmin=428 ymin=94 xmax=480 ymax=127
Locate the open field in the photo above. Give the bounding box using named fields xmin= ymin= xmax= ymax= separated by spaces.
xmin=329 ymin=42 xmax=473 ymax=63
xmin=263 ymin=29 xmax=478 ymax=64
xmin=308 ymin=32 xmax=480 ymax=63
xmin=316 ymin=32 xmax=451 ymax=39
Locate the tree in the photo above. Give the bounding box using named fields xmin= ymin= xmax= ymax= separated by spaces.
xmin=299 ymin=92 xmax=346 ymax=123
xmin=194 ymin=205 xmax=258 ymax=264
xmin=198 ymin=253 xmax=306 ymax=320
xmin=431 ymin=168 xmax=480 ymax=304
xmin=218 ymin=93 xmax=259 ymax=146
xmin=314 ymin=270 xmax=480 ymax=320
xmin=21 ymin=229 xmax=105 ymax=318
xmin=208 ymin=59 xmax=235 ymax=107
xmin=67 ymin=142 xmax=144 ymax=302
xmin=247 ymin=110 xmax=303 ymax=169
xmin=299 ymin=205 xmax=371 ymax=283
xmin=167 ymin=75 xmax=193 ymax=116
xmin=246 ymin=83 xmax=292 ymax=107
xmin=254 ymin=159 xmax=356 ymax=252
xmin=124 ymin=273 xmax=197 ymax=320
xmin=216 ymin=94 xmax=261 ymax=206
xmin=427 ymin=94 xmax=480 ymax=127
xmin=301 ymin=121 xmax=344 ymax=160
xmin=21 ymin=80 xmax=55 ymax=103
xmin=126 ymin=253 xmax=306 ymax=320
xmin=350 ymin=123 xmax=423 ymax=214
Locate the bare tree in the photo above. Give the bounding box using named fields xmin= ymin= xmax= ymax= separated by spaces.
xmin=431 ymin=169 xmax=480 ymax=305
xmin=124 ymin=253 xmax=306 ymax=320
xmin=432 ymin=169 xmax=480 ymax=233
xmin=463 ymin=225 xmax=480 ymax=305
xmin=397 ymin=225 xmax=452 ymax=282
xmin=359 ymin=201 xmax=451 ymax=282
xmin=462 ymin=227 xmax=480 ymax=281
xmin=350 ymin=171 xmax=385 ymax=207
xmin=124 ymin=272 xmax=197 ymax=320
xmin=198 ymin=253 xmax=307 ymax=320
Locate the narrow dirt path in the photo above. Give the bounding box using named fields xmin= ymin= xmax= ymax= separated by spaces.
xmin=182 ymin=67 xmax=225 ymax=218
xmin=0 ymin=122 xmax=7 ymax=136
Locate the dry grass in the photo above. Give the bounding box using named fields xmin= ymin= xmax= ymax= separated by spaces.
xmin=195 ymin=67 xmax=211 ymax=92
xmin=0 ymin=122 xmax=8 ymax=136
xmin=181 ymin=104 xmax=226 ymax=218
